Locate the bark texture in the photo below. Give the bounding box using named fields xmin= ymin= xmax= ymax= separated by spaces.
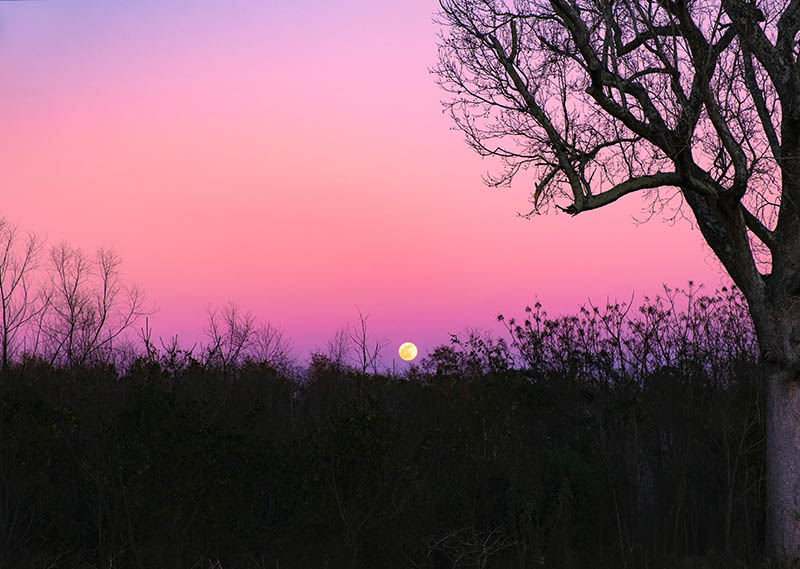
xmin=766 ymin=368 xmax=800 ymax=561
xmin=759 ymin=294 xmax=800 ymax=561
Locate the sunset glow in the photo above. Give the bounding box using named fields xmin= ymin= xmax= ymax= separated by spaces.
xmin=0 ymin=0 xmax=724 ymax=362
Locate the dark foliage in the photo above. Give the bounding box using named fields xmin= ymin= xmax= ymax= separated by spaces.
xmin=0 ymin=287 xmax=766 ymax=568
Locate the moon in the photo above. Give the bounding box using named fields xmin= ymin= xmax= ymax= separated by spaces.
xmin=398 ymin=342 xmax=418 ymax=361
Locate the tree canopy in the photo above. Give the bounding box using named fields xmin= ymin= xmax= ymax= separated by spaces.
xmin=434 ymin=0 xmax=794 ymax=303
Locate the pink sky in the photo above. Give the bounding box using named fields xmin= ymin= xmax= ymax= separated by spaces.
xmin=0 ymin=1 xmax=725 ymax=366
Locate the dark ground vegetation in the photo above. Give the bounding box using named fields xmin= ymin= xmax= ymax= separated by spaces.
xmin=0 ymin=285 xmax=769 ymax=568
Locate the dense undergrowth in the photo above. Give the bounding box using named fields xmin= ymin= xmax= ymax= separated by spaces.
xmin=0 ymin=286 xmax=768 ymax=568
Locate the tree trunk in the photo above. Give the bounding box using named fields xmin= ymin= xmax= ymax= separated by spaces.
xmin=754 ymin=286 xmax=800 ymax=563
xmin=766 ymin=365 xmax=800 ymax=564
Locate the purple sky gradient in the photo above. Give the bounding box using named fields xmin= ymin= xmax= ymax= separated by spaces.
xmin=0 ymin=0 xmax=726 ymax=366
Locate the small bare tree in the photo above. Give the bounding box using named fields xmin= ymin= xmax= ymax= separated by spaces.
xmin=325 ymin=326 xmax=352 ymax=368
xmin=348 ymin=308 xmax=387 ymax=374
xmin=204 ymin=302 xmax=256 ymax=374
xmin=0 ymin=218 xmax=46 ymax=371
xmin=251 ymin=321 xmax=293 ymax=371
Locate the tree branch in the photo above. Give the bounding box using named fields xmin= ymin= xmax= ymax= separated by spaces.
xmin=561 ymin=172 xmax=682 ymax=215
xmin=549 ymin=0 xmax=676 ymax=154
xmin=721 ymin=0 xmax=792 ymax=99
xmin=741 ymin=203 xmax=776 ymax=250
xmin=742 ymin=47 xmax=782 ymax=164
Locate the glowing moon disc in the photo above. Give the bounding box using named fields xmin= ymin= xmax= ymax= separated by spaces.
xmin=398 ymin=342 xmax=418 ymax=361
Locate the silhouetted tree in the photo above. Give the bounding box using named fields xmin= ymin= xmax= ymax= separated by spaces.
xmin=325 ymin=326 xmax=352 ymax=369
xmin=203 ymin=303 xmax=296 ymax=376
xmin=251 ymin=320 xmax=294 ymax=371
xmin=349 ymin=308 xmax=387 ymax=375
xmin=44 ymin=243 xmax=145 ymax=367
xmin=0 ymin=218 xmax=45 ymax=371
xmin=204 ymin=301 xmax=255 ymax=374
xmin=435 ymin=0 xmax=800 ymax=561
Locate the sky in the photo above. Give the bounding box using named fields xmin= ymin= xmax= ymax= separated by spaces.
xmin=0 ymin=0 xmax=726 ymax=367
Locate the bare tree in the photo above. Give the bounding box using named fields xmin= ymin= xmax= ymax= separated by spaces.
xmin=0 ymin=218 xmax=45 ymax=371
xmin=204 ymin=301 xmax=256 ymax=374
xmin=326 ymin=326 xmax=352 ymax=368
xmin=44 ymin=243 xmax=145 ymax=367
xmin=348 ymin=308 xmax=387 ymax=374
xmin=251 ymin=321 xmax=294 ymax=371
xmin=435 ymin=0 xmax=800 ymax=561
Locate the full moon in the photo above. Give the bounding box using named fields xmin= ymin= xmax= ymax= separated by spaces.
xmin=398 ymin=342 xmax=418 ymax=361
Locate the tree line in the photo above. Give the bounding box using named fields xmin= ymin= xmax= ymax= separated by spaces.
xmin=0 ymin=272 xmax=768 ymax=568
